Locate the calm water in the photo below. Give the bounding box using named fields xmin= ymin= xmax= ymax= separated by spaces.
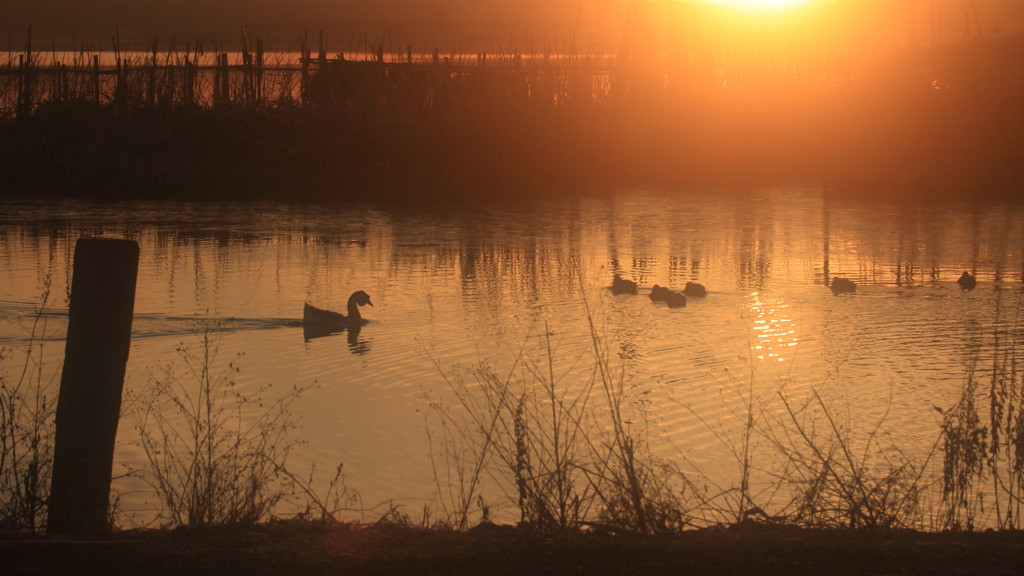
xmin=2 ymin=190 xmax=1021 ymax=523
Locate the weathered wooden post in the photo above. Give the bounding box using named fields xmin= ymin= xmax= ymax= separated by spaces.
xmin=47 ymin=238 xmax=139 ymax=534
xmin=92 ymin=54 xmax=100 ymax=103
xmin=220 ymin=53 xmax=230 ymax=105
xmin=147 ymin=38 xmax=157 ymax=107
xmin=255 ymin=37 xmax=265 ymax=102
xmin=300 ymin=32 xmax=310 ymax=104
xmin=17 ymin=25 xmax=33 ymax=119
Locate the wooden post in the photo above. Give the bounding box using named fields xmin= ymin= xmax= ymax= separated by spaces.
xmin=300 ymin=32 xmax=310 ymax=104
xmin=48 ymin=238 xmax=139 ymax=534
xmin=221 ymin=53 xmax=230 ymax=104
xmin=93 ymin=54 xmax=100 ymax=103
xmin=148 ymin=39 xmax=157 ymax=107
xmin=184 ymin=54 xmax=195 ymax=105
xmin=255 ymin=37 xmax=264 ymax=102
xmin=407 ymin=44 xmax=413 ymax=64
xmin=17 ymin=54 xmax=25 ymax=117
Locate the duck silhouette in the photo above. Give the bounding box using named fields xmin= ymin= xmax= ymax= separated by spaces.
xmin=610 ymin=274 xmax=638 ymax=295
xmin=649 ymin=284 xmax=686 ymax=307
xmin=830 ymin=277 xmax=856 ymax=295
xmin=683 ymin=282 xmax=707 ymax=297
xmin=304 ymin=291 xmax=374 ymax=327
xmin=956 ymin=271 xmax=977 ymax=290
xmin=649 ymin=284 xmax=672 ymax=301
xmin=663 ymin=291 xmax=687 ymax=308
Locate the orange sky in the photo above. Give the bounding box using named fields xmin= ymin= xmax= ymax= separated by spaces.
xmin=4 ymin=0 xmax=1024 ymax=53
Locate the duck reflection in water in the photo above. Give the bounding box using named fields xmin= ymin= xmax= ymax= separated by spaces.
xmin=302 ymin=322 xmax=372 ymax=355
xmin=302 ymin=291 xmax=373 ymax=355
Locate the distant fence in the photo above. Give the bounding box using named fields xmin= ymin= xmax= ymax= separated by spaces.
xmin=5 ymin=27 xmax=1024 ymax=120
xmin=0 ymin=27 xmax=840 ymax=119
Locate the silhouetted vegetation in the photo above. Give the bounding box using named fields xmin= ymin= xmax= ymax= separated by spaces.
xmin=6 ymin=13 xmax=1022 ymax=203
xmin=0 ymin=293 xmax=56 ymax=532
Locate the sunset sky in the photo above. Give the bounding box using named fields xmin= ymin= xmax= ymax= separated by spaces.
xmin=5 ymin=0 xmax=1024 ymax=53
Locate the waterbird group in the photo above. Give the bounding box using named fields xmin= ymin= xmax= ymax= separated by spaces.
xmin=611 ymin=276 xmax=707 ymax=308
xmin=828 ymin=271 xmax=978 ymax=295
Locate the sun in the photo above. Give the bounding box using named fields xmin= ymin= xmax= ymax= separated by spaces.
xmin=718 ymin=0 xmax=811 ymax=10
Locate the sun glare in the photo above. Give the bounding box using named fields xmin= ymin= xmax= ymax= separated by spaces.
xmin=718 ymin=0 xmax=810 ymax=10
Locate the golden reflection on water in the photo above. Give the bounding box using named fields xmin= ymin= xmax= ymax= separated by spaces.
xmin=745 ymin=292 xmax=798 ymax=363
xmin=2 ymin=191 xmax=1024 ymax=524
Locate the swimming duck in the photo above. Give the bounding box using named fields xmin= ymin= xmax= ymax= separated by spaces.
xmin=304 ymin=290 xmax=373 ymax=326
xmin=649 ymin=284 xmax=686 ymax=307
xmin=664 ymin=290 xmax=687 ymax=308
xmin=683 ymin=282 xmax=707 ymax=297
xmin=956 ymin=271 xmax=977 ymax=290
xmin=649 ymin=284 xmax=672 ymax=301
xmin=610 ymin=274 xmax=638 ymax=295
xmin=829 ymin=277 xmax=856 ymax=295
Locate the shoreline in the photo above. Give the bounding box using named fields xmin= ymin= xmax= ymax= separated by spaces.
xmin=5 ymin=520 xmax=1024 ymax=575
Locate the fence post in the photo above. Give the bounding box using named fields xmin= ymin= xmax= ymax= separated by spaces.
xmin=47 ymin=238 xmax=140 ymax=534
xmin=148 ymin=39 xmax=157 ymax=107
xmin=17 ymin=54 xmax=25 ymax=118
xmin=17 ymin=26 xmax=32 ymax=118
xmin=255 ymin=37 xmax=264 ymax=103
xmin=93 ymin=55 xmax=100 ymax=103
xmin=300 ymin=32 xmax=310 ymax=104
xmin=221 ymin=53 xmax=230 ymax=105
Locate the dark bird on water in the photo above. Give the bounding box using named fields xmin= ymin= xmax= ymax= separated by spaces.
xmin=683 ymin=282 xmax=707 ymax=297
xmin=649 ymin=284 xmax=672 ymax=301
xmin=610 ymin=274 xmax=638 ymax=295
xmin=649 ymin=284 xmax=686 ymax=308
xmin=663 ymin=291 xmax=687 ymax=308
xmin=304 ymin=290 xmax=374 ymax=327
xmin=830 ymin=277 xmax=856 ymax=295
xmin=957 ymin=271 xmax=977 ymax=290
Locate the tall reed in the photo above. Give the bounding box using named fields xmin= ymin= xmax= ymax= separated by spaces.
xmin=0 ymin=292 xmax=58 ymax=533
xmin=938 ymin=296 xmax=1024 ymax=530
xmin=128 ymin=321 xmax=303 ymax=527
xmin=423 ymin=289 xmax=691 ymax=534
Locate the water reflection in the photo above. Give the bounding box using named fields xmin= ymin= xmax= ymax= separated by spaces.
xmin=302 ymin=323 xmax=371 ymax=355
xmin=2 ymin=191 xmax=1024 ymax=520
xmin=745 ymin=293 xmax=798 ymax=363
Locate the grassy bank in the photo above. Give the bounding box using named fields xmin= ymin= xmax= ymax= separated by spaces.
xmin=4 ymin=519 xmax=1024 ymax=576
xmin=4 ymin=289 xmax=1024 ymax=571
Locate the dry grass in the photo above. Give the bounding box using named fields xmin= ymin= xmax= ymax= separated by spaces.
xmin=126 ymin=321 xmax=304 ymax=527
xmin=0 ymin=291 xmax=58 ymax=532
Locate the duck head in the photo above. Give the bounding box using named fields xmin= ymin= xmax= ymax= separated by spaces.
xmin=350 ymin=290 xmax=374 ymax=307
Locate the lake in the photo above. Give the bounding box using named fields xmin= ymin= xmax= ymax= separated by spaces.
xmin=2 ymin=189 xmax=1021 ymax=526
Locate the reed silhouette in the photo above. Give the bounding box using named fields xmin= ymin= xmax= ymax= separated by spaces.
xmin=4 ymin=20 xmax=1023 ymax=200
